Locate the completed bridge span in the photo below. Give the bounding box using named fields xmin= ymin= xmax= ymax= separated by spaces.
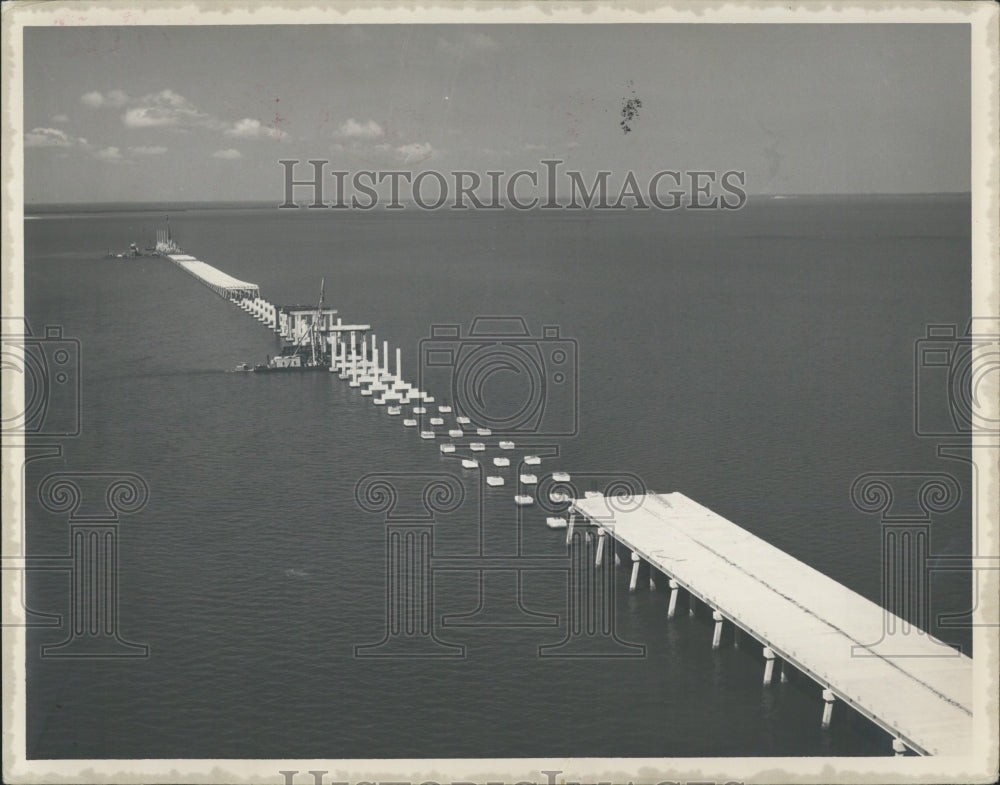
xmin=166 ymin=253 xmax=260 ymax=300
xmin=570 ymin=492 xmax=973 ymax=757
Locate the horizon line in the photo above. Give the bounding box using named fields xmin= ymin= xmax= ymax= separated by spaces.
xmin=23 ymin=191 xmax=973 ymax=211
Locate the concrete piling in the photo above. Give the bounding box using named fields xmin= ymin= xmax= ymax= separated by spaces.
xmin=629 ymin=551 xmax=641 ymax=593
xmin=821 ymin=688 xmax=835 ymax=729
xmin=763 ymin=646 xmax=776 ymax=684
xmin=667 ymin=579 xmax=680 ymax=619
xmin=712 ymin=610 xmax=724 ymax=649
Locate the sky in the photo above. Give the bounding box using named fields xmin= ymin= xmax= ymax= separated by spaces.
xmin=22 ymin=23 xmax=970 ymax=204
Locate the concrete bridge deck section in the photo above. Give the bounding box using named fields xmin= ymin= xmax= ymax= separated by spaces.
xmin=570 ymin=492 xmax=973 ymax=756
xmin=166 ymin=254 xmax=260 ymax=299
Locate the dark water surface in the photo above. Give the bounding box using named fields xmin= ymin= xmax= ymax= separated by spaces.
xmin=23 ymin=196 xmax=971 ymax=759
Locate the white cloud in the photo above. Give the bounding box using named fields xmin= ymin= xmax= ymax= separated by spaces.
xmin=153 ymin=89 xmax=185 ymax=107
xmin=123 ymin=89 xmax=213 ymax=129
xmin=24 ymin=127 xmax=76 ymax=148
xmin=227 ymin=118 xmax=263 ymax=137
xmin=338 ymin=118 xmax=384 ymax=139
xmin=226 ymin=117 xmax=288 ymax=141
xmin=52 ymin=114 xmax=69 ymax=124
xmin=212 ymin=149 xmax=242 ymax=160
xmin=128 ymin=145 xmax=167 ymax=155
xmin=123 ymin=107 xmax=174 ymax=128
xmin=25 ymin=129 xmax=147 ymax=164
xmin=81 ymin=89 xmax=129 ymax=108
xmin=81 ymin=87 xmax=291 ymax=146
xmin=397 ymin=142 xmax=435 ymax=163
xmin=95 ymin=146 xmax=124 ymax=162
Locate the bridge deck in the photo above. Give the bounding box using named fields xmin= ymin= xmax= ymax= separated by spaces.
xmin=166 ymin=254 xmax=259 ymax=295
xmin=571 ymin=492 xmax=973 ymax=756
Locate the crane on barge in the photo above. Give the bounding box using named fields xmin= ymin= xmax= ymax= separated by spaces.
xmin=253 ymin=278 xmax=332 ymax=372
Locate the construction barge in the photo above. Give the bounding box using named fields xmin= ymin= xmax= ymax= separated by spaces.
xmin=151 ymin=219 xmax=371 ymax=372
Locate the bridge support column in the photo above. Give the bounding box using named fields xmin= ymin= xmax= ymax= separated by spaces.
xmin=821 ymin=688 xmax=835 ymax=728
xmin=762 ymin=646 xmax=776 ymax=684
xmin=594 ymin=528 xmax=606 ymax=566
xmin=712 ymin=610 xmax=724 ymax=649
xmin=648 ymin=567 xmax=656 ymax=591
xmin=780 ymin=660 xmax=789 ymax=683
xmin=565 ymin=512 xmax=576 ymax=546
xmin=667 ymin=579 xmax=680 ymax=619
xmin=629 ymin=551 xmax=641 ymax=593
xmin=892 ymin=738 xmax=907 ymax=757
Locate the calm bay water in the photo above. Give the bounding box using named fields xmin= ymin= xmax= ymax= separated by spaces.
xmin=23 ymin=196 xmax=971 ymax=759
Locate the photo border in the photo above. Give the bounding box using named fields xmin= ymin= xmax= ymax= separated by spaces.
xmin=2 ymin=2 xmax=997 ymax=783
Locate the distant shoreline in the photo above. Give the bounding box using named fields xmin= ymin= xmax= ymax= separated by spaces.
xmin=23 ymin=191 xmax=973 ymax=217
